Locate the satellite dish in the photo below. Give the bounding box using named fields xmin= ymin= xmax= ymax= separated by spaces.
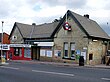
xmin=12 ymin=35 xmax=17 ymax=41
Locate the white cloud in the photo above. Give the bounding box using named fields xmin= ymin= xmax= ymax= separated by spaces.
xmin=86 ymin=0 xmax=105 ymax=9
xmin=36 ymin=6 xmax=67 ymax=17
xmin=0 ymin=0 xmax=110 ymax=35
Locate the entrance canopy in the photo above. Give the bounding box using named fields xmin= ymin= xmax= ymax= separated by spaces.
xmin=34 ymin=42 xmax=54 ymax=46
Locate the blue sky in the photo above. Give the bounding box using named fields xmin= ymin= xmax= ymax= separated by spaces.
xmin=0 ymin=0 xmax=110 ymax=35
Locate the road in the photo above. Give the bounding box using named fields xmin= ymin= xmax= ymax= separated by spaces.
xmin=0 ymin=61 xmax=110 ymax=82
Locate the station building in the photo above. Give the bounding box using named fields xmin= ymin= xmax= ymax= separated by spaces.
xmin=9 ymin=10 xmax=110 ymax=64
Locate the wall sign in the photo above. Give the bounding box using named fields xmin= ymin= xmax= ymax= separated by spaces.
xmin=63 ymin=22 xmax=71 ymax=31
xmin=54 ymin=50 xmax=61 ymax=57
xmin=10 ymin=44 xmax=31 ymax=48
xmin=0 ymin=44 xmax=10 ymax=50
xmin=81 ymin=51 xmax=86 ymax=60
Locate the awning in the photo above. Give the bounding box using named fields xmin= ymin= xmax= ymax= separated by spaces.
xmin=10 ymin=44 xmax=31 ymax=48
xmin=34 ymin=42 xmax=54 ymax=46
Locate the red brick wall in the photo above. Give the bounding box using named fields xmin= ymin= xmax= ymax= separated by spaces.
xmin=3 ymin=33 xmax=10 ymax=44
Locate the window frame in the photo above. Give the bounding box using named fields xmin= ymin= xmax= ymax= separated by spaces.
xmin=14 ymin=47 xmax=22 ymax=56
xmin=70 ymin=42 xmax=75 ymax=59
xmin=64 ymin=42 xmax=69 ymax=58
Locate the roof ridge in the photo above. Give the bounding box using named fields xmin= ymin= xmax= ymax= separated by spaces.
xmin=15 ymin=21 xmax=59 ymax=27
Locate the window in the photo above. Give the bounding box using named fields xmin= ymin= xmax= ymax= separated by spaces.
xmin=89 ymin=53 xmax=93 ymax=60
xmin=14 ymin=47 xmax=22 ymax=56
xmin=64 ymin=42 xmax=68 ymax=58
xmin=70 ymin=43 xmax=75 ymax=59
xmin=24 ymin=48 xmax=31 ymax=58
xmin=19 ymin=48 xmax=22 ymax=57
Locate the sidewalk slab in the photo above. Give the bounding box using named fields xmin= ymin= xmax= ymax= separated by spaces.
xmin=0 ymin=62 xmax=9 ymax=66
xmin=85 ymin=65 xmax=110 ymax=69
xmin=9 ymin=60 xmax=110 ymax=69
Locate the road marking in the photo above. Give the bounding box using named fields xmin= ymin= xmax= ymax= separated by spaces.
xmin=0 ymin=66 xmax=19 ymax=70
xmin=101 ymin=78 xmax=110 ymax=81
xmin=32 ymin=70 xmax=74 ymax=76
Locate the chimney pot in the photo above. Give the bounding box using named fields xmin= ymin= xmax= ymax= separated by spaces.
xmin=84 ymin=14 xmax=89 ymax=18
xmin=32 ymin=23 xmax=36 ymax=25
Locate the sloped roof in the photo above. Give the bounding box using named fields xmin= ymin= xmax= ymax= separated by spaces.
xmin=10 ymin=10 xmax=110 ymax=40
xmin=14 ymin=22 xmax=59 ymax=38
xmin=52 ymin=10 xmax=110 ymax=40
xmin=70 ymin=11 xmax=110 ymax=39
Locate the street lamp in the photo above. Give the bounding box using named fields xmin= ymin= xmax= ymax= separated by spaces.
xmin=1 ymin=21 xmax=5 ymax=64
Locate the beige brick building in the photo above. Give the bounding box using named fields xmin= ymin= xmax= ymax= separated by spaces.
xmin=9 ymin=10 xmax=110 ymax=65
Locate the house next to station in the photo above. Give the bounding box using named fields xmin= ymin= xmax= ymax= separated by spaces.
xmin=0 ymin=32 xmax=10 ymax=60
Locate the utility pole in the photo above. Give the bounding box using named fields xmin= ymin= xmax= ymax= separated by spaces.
xmin=1 ymin=21 xmax=5 ymax=64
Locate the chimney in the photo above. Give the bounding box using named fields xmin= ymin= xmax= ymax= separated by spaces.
xmin=84 ymin=14 xmax=89 ymax=18
xmin=30 ymin=23 xmax=36 ymax=38
xmin=32 ymin=23 xmax=36 ymax=26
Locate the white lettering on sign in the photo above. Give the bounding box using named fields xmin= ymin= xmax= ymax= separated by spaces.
xmin=10 ymin=44 xmax=31 ymax=48
xmin=0 ymin=44 xmax=10 ymax=50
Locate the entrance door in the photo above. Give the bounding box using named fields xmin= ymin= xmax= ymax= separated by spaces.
xmin=32 ymin=46 xmax=40 ymax=60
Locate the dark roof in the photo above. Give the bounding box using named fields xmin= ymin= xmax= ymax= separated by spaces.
xmin=71 ymin=11 xmax=110 ymax=39
xmin=10 ymin=22 xmax=59 ymax=39
xmin=9 ymin=10 xmax=110 ymax=40
xmin=52 ymin=10 xmax=110 ymax=40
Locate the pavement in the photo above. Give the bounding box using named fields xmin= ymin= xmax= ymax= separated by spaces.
xmin=0 ymin=62 xmax=9 ymax=66
xmin=5 ymin=60 xmax=110 ymax=69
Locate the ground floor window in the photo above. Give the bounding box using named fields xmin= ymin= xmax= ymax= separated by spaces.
xmin=40 ymin=49 xmax=52 ymax=57
xmin=64 ymin=42 xmax=68 ymax=58
xmin=63 ymin=42 xmax=76 ymax=59
xmin=24 ymin=48 xmax=31 ymax=58
xmin=70 ymin=43 xmax=75 ymax=59
xmin=14 ymin=47 xmax=22 ymax=56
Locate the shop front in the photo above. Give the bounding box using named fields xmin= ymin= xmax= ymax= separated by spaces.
xmin=9 ymin=44 xmax=31 ymax=60
xmin=0 ymin=44 xmax=10 ymax=60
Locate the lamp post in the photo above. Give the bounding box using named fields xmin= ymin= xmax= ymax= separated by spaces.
xmin=1 ymin=21 xmax=5 ymax=64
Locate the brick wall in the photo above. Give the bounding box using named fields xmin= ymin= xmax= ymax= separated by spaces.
xmin=54 ymin=16 xmax=88 ymax=62
xmin=3 ymin=33 xmax=10 ymax=44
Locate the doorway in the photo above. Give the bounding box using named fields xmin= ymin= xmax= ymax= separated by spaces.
xmin=31 ymin=46 xmax=40 ymax=60
xmin=89 ymin=53 xmax=93 ymax=60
